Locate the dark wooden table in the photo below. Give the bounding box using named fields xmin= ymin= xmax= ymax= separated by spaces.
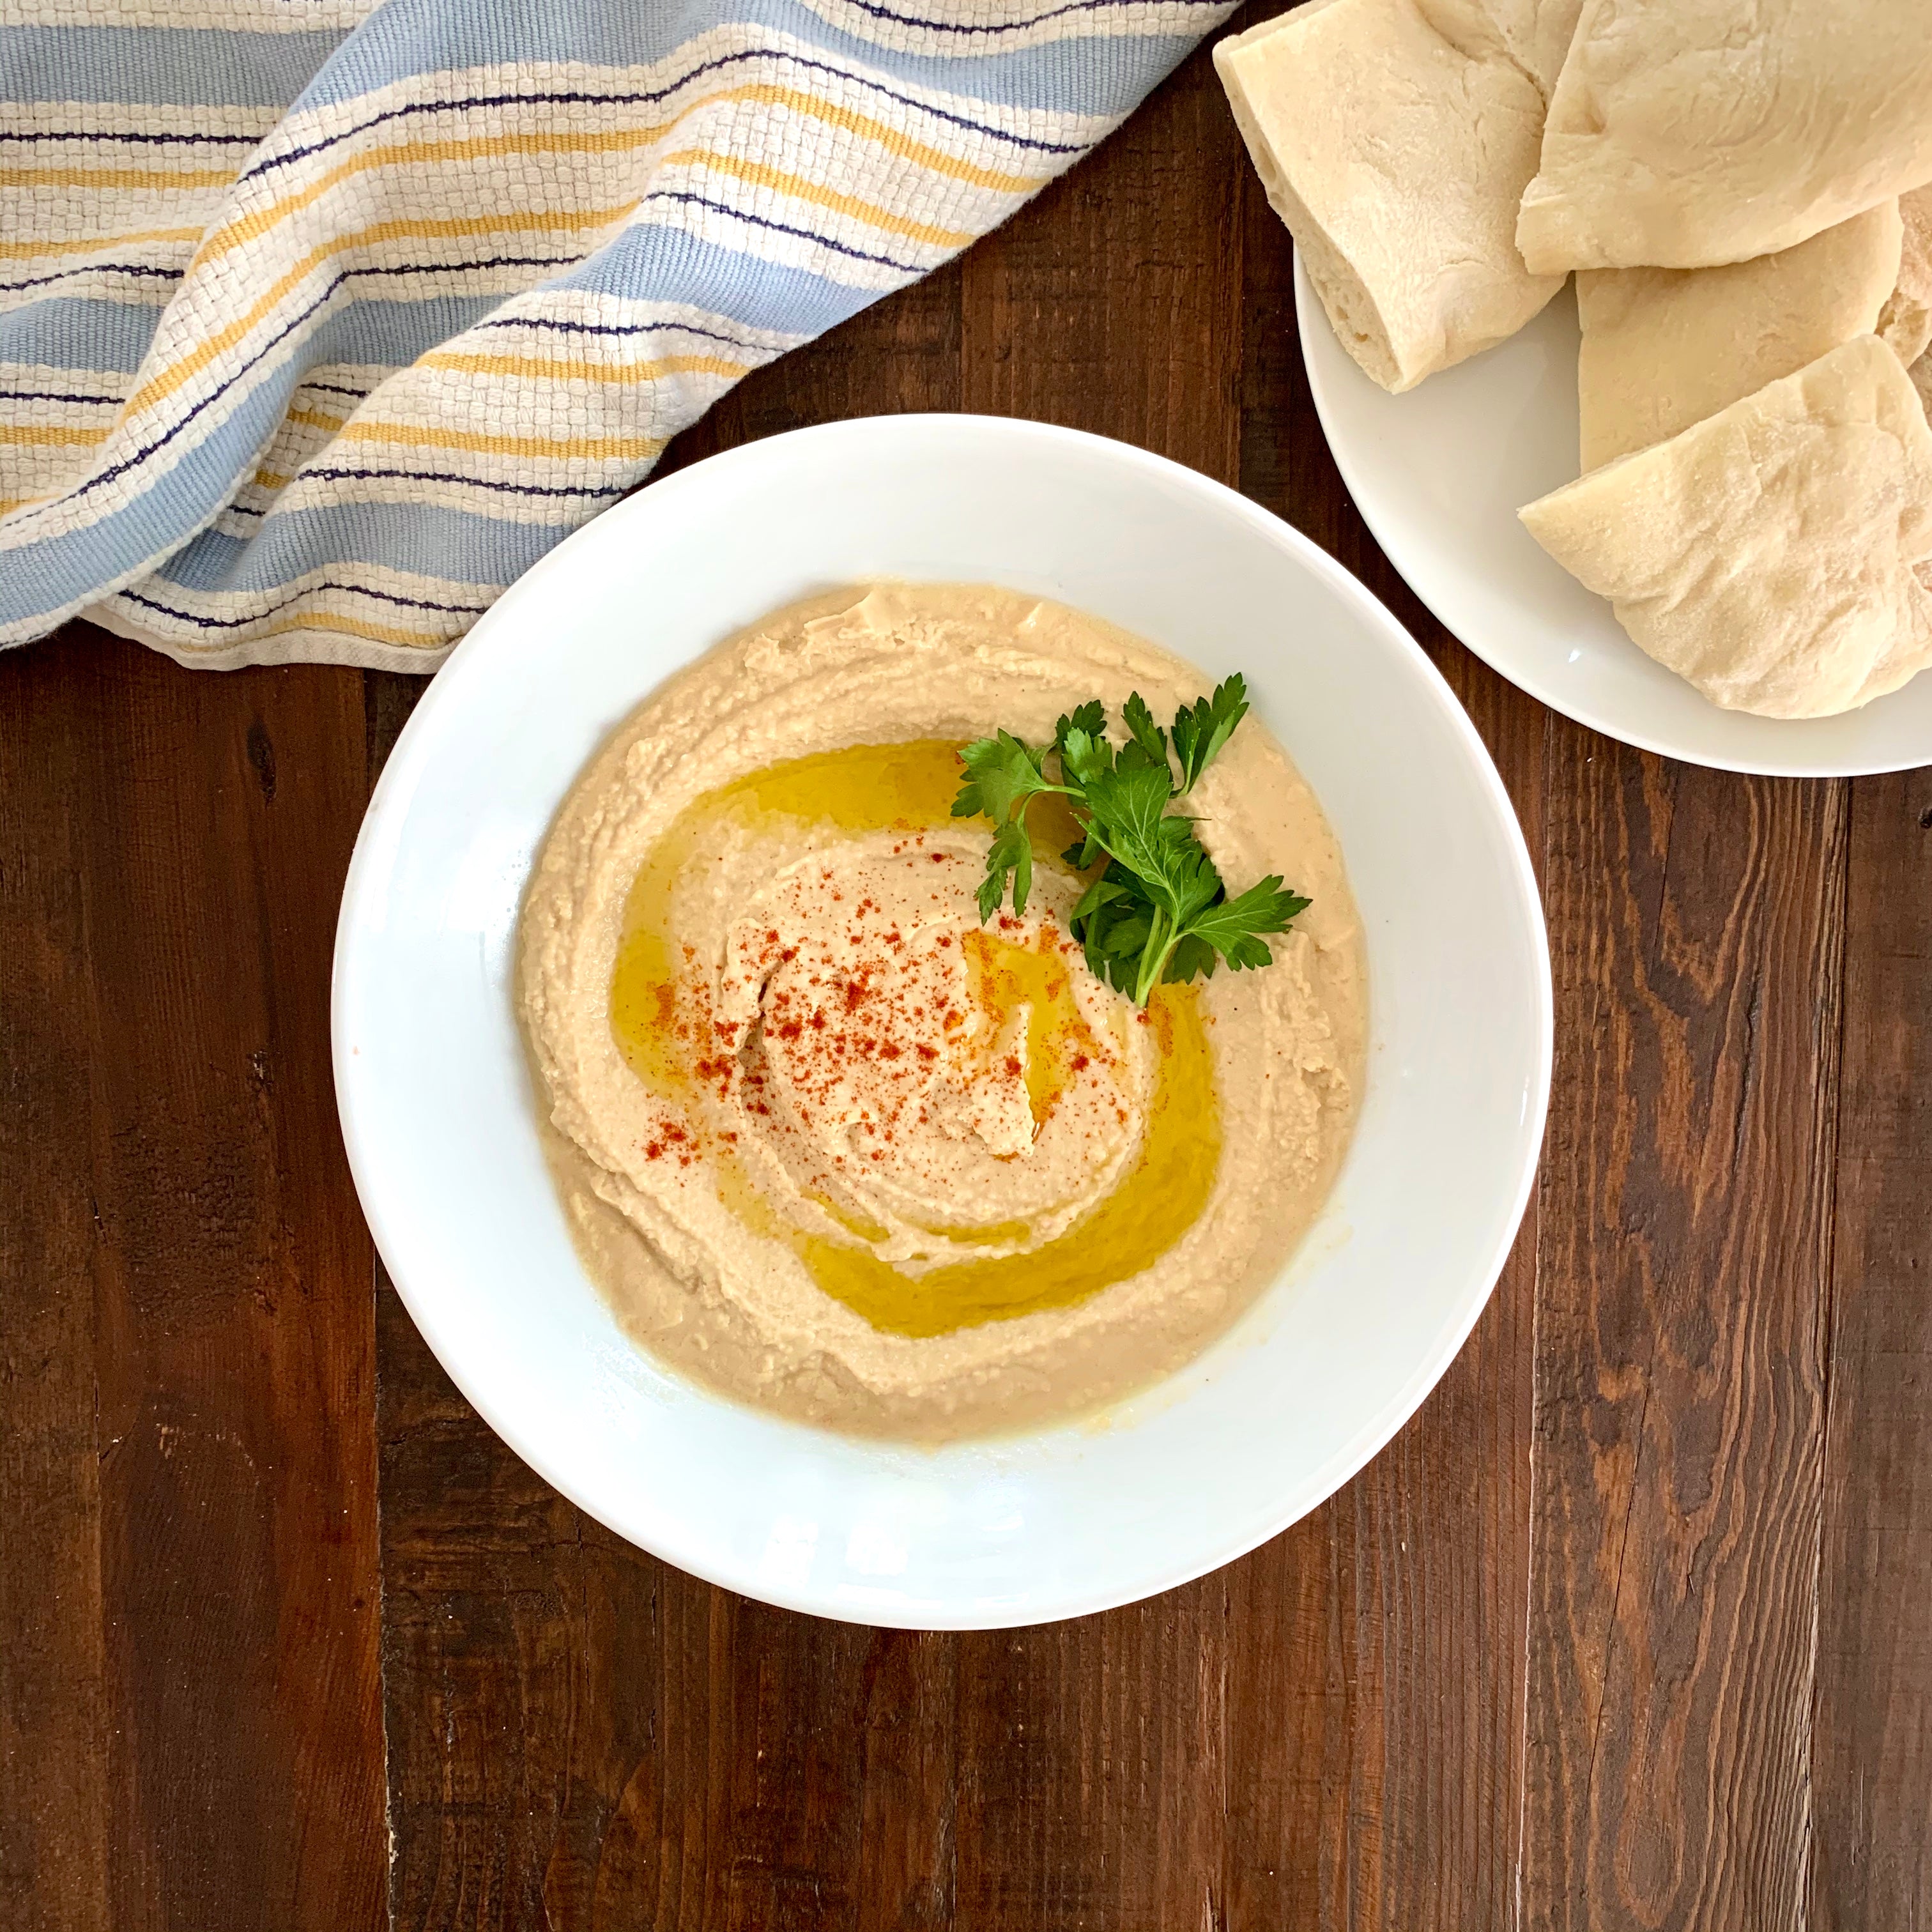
xmin=5 ymin=26 xmax=1931 ymax=1932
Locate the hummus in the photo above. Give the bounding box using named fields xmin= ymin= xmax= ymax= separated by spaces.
xmin=518 ymin=584 xmax=1366 ymax=1439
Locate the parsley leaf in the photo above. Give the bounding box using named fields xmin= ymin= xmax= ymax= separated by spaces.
xmin=980 ymin=817 xmax=1034 ymax=920
xmin=1163 ymin=933 xmax=1218 ymax=986
xmin=1185 ymin=876 xmax=1310 ymax=970
xmin=951 ymin=728 xmax=1077 ymax=921
xmin=1062 ymin=828 xmax=1106 ymax=871
xmin=1069 ymin=872 xmax=1151 ymax=992
xmin=1057 ymin=724 xmax=1114 ymax=788
xmin=1054 ymin=700 xmax=1107 ymax=750
xmin=1122 ymin=691 xmax=1169 ymax=769
xmin=1078 ymin=760 xmax=1186 ymax=882
xmin=1171 ymin=673 xmax=1250 ymax=792
xmin=952 ymin=729 xmax=1052 ymax=825
xmin=951 ymin=675 xmax=1307 ymax=1006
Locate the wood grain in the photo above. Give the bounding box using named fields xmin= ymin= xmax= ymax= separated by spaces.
xmin=1809 ymin=772 xmax=1932 ymax=1929
xmin=956 ymin=40 xmax=1242 ymax=482
xmin=376 ymin=1262 xmax=970 ymax=1932
xmin=1524 ymin=747 xmax=1845 ymax=1931
xmin=1 ymin=634 xmax=111 ymax=1932
xmin=0 ymin=634 xmax=389 ymax=1932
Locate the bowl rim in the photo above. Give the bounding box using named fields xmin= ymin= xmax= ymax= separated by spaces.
xmin=332 ymin=411 xmax=1553 ymax=1627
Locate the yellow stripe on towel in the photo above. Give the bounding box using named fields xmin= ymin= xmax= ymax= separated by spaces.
xmin=0 ymin=225 xmax=201 ymax=262
xmin=192 ymin=84 xmax=1042 ymax=265
xmin=0 ymin=164 xmax=238 ymax=191
xmin=0 ymin=422 xmax=110 ymax=447
xmin=415 ymin=350 xmax=753 ymax=385
xmin=236 ymin=610 xmax=452 ymax=648
xmin=661 ymin=148 xmax=977 ymax=249
xmin=334 ymin=420 xmax=665 ymax=461
xmin=126 ymin=204 xmax=640 ymax=413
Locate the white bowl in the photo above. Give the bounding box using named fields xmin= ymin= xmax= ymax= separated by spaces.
xmin=333 ymin=413 xmax=1551 ymax=1629
xmin=1296 ymin=253 xmax=1932 ymax=777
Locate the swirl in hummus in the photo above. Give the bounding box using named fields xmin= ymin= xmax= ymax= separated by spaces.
xmin=518 ymin=583 xmax=1367 ymax=1439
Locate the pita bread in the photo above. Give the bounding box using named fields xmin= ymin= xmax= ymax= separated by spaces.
xmin=1878 ymin=187 xmax=1932 ymax=371
xmin=1520 ymin=336 xmax=1932 ymax=717
xmin=1575 ymin=203 xmax=1904 ymax=470
xmin=1517 ymin=0 xmax=1932 ymax=274
xmin=1216 ymin=0 xmax=1572 ymax=393
xmin=1415 ymin=0 xmax=1583 ymax=98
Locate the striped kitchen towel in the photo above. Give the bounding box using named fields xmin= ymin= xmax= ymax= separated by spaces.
xmin=0 ymin=0 xmax=1230 ymax=670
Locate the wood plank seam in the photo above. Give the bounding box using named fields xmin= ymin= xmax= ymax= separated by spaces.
xmin=1795 ymin=775 xmax=1853 ymax=1932
xmin=367 ymin=671 xmax=415 ymax=1932
xmin=1514 ymin=696 xmax=1558 ymax=1932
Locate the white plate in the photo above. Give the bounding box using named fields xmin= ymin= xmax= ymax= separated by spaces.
xmin=1296 ymin=253 xmax=1932 ymax=776
xmin=333 ymin=413 xmax=1551 ymax=1629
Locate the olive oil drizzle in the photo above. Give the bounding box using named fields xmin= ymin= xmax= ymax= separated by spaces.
xmin=608 ymin=739 xmax=1220 ymax=1338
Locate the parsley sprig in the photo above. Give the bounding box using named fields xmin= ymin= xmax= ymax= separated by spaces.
xmin=950 ymin=675 xmax=1310 ymax=1008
